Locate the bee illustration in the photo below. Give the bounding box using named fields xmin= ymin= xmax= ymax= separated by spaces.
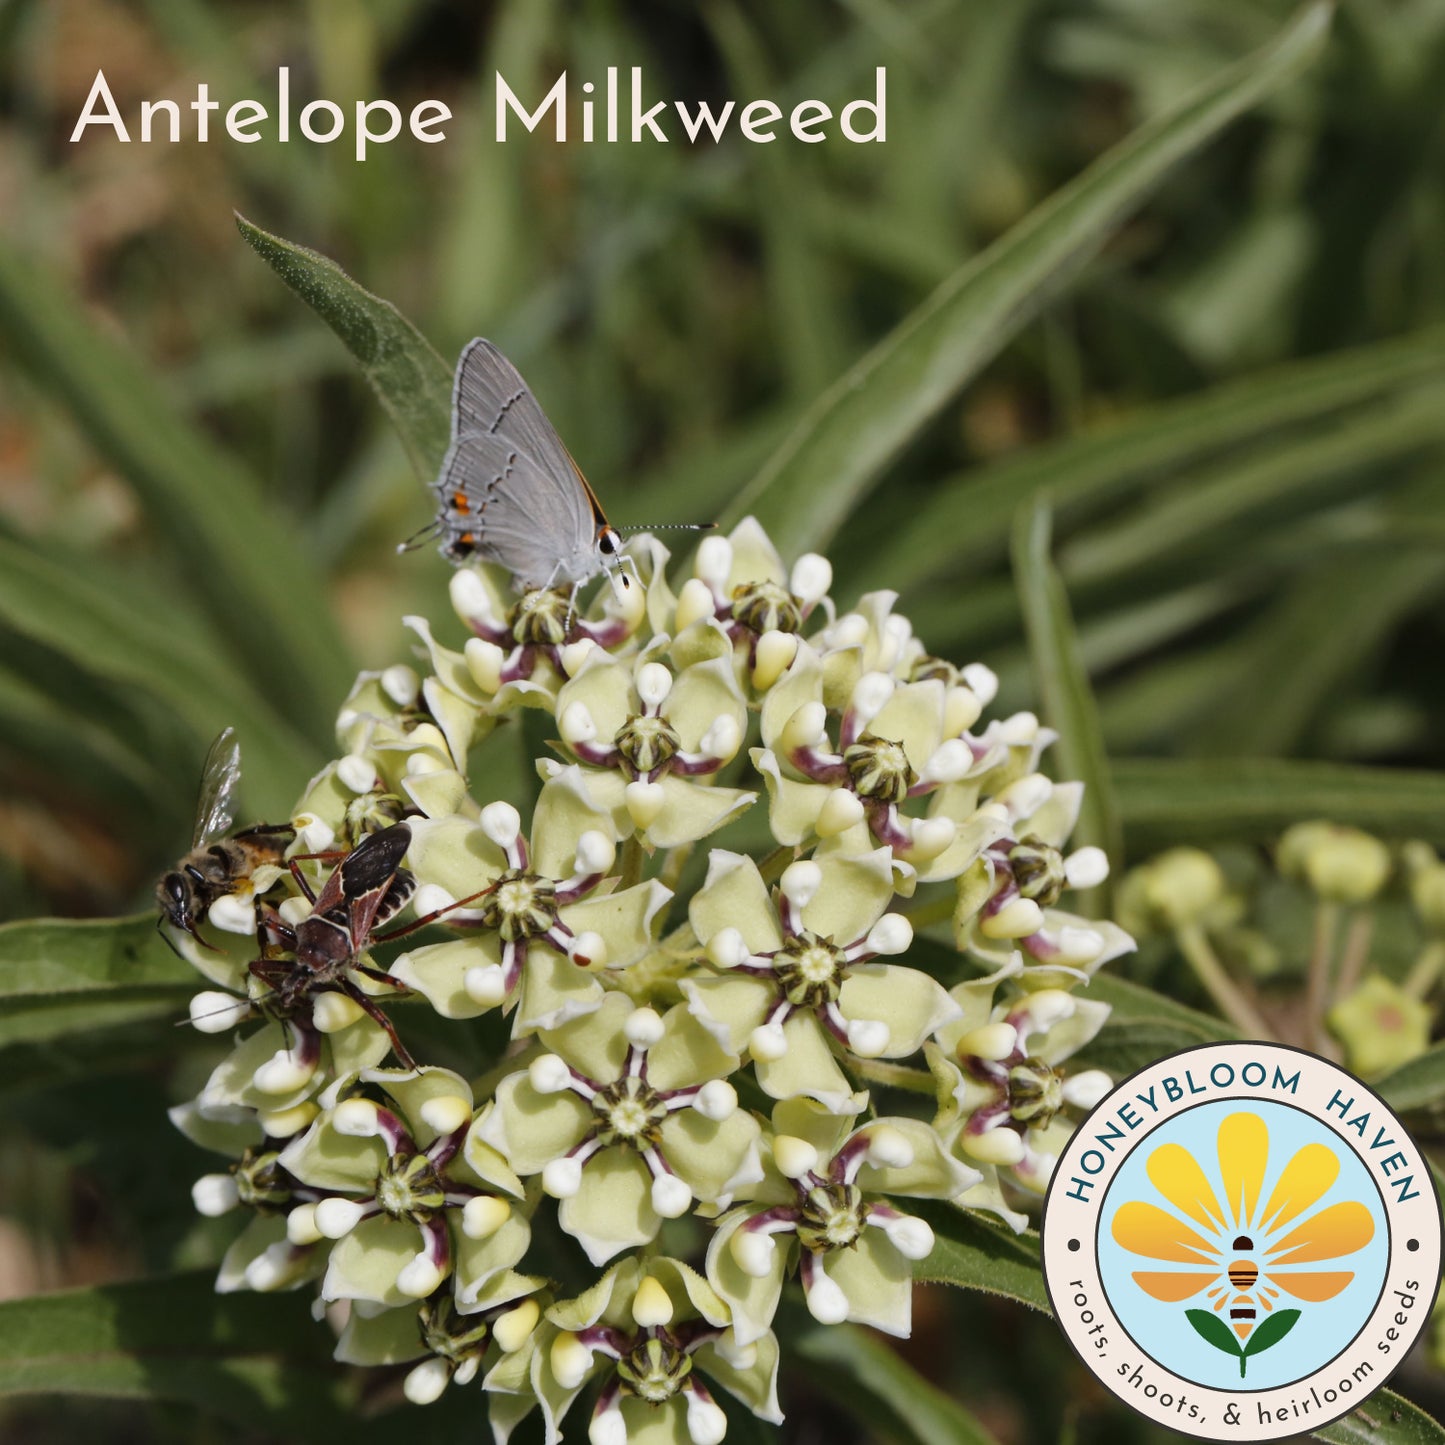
xmin=156 ymin=728 xmax=295 ymax=950
xmin=1226 ymin=1235 xmax=1261 ymax=1338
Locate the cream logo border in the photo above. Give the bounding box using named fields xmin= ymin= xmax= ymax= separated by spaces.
xmin=1041 ymin=1043 xmax=1442 ymax=1441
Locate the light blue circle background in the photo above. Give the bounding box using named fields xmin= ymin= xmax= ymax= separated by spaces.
xmin=1097 ymin=1098 xmax=1389 ymax=1391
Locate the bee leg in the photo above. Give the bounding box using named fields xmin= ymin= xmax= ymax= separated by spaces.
xmin=254 ymin=902 xmax=296 ymax=956
xmin=338 ymin=979 xmax=415 ymax=1070
xmin=370 ymin=882 xmax=498 ymax=944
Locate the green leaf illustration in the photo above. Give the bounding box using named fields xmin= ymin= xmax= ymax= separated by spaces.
xmin=1185 ymin=1308 xmax=1245 ymax=1367
xmin=1242 ymin=1309 xmax=1302 ymax=1361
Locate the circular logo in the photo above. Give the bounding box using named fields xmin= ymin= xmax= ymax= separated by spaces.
xmin=1042 ymin=1043 xmax=1442 ymax=1440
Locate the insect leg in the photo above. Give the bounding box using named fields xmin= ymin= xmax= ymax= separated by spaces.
xmin=338 ymin=979 xmax=416 ymax=1070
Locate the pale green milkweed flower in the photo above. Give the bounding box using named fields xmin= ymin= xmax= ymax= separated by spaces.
xmin=677 ymin=517 xmax=834 ymax=688
xmin=706 ymin=1098 xmax=977 ymax=1343
xmin=683 ymin=848 xmax=959 ymax=1112
xmin=928 ymin=961 xmax=1112 ymax=1230
xmin=335 ymin=1280 xmax=547 ymax=1407
xmin=751 ymin=644 xmax=1006 ymax=878
xmin=189 ymin=1003 xmax=392 ymax=1126
xmin=390 ymin=770 xmax=670 ymax=1033
xmin=523 ymin=1257 xmax=782 ymax=1445
xmin=477 ymin=992 xmax=763 ymax=1264
xmin=544 ymin=649 xmax=756 ymax=848
xmin=442 ymin=554 xmax=653 ymax=713
xmin=170 ymin=1099 xmax=331 ymax=1296
xmin=274 ymin=1066 xmax=531 ymax=1310
xmin=952 ymin=776 xmax=1133 ymax=986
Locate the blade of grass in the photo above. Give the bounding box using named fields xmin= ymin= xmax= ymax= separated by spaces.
xmin=1061 ymin=381 xmax=1445 ymax=583
xmin=861 ymin=322 xmax=1445 ymax=594
xmin=0 ymin=1271 xmax=369 ymax=1440
xmin=724 ymin=1 xmax=1334 ymax=555
xmin=0 ymin=240 xmax=351 ymax=735
xmin=1115 ymin=757 xmax=1445 ymax=849
xmin=0 ymin=535 xmax=317 ymax=817
xmin=1011 ymin=500 xmax=1121 ymax=900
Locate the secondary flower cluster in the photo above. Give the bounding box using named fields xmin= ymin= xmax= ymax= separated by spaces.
xmin=167 ymin=518 xmax=1131 ymax=1444
xmin=1119 ymin=823 xmax=1445 ymax=1077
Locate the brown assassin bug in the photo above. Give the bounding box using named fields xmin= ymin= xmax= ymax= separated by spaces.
xmin=247 ymin=820 xmax=487 ymax=1071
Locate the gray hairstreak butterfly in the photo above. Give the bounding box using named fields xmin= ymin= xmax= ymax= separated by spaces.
xmin=403 ymin=339 xmax=712 ymax=597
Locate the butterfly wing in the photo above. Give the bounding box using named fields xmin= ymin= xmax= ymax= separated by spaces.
xmin=437 ymin=340 xmax=599 ymax=587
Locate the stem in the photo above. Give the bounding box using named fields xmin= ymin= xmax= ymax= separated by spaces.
xmin=659 ymin=840 xmax=695 ymax=892
xmin=903 ymin=888 xmax=956 ymax=930
xmin=619 ymin=835 xmax=645 ymax=891
xmin=756 ymin=845 xmax=795 ymax=885
xmin=850 ymin=1058 xmax=936 ymax=1095
xmin=1330 ymin=910 xmax=1374 ymax=1005
xmin=1405 ymin=940 xmax=1445 ymax=1000
xmin=1176 ymin=923 xmax=1275 ymax=1040
xmin=1305 ymin=901 xmax=1341 ymax=1050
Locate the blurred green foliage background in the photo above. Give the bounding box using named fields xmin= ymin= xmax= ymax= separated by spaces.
xmin=6 ymin=0 xmax=1445 ymax=1440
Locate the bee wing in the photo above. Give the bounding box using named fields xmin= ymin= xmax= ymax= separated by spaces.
xmin=192 ymin=727 xmax=242 ymax=848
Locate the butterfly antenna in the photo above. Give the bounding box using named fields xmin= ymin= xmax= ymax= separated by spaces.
xmin=396 ymin=518 xmax=443 ymax=555
xmin=615 ymin=522 xmax=717 ymax=535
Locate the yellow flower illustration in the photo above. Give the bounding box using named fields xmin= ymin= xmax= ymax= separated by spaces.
xmin=1111 ymin=1112 xmax=1375 ymax=1375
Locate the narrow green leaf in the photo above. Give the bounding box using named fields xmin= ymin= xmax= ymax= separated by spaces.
xmin=0 ymin=915 xmax=191 ymax=998
xmin=0 ymin=915 xmax=194 ymax=1047
xmin=1077 ymin=1020 xmax=1227 ymax=1076
xmin=724 ymin=1 xmax=1333 ymax=555
xmin=862 ymin=322 xmax=1445 ymax=595
xmin=0 ymin=239 xmax=352 ymax=733
xmin=1313 ymin=1391 xmax=1445 ymax=1444
xmin=1186 ymin=1307 xmax=1243 ymax=1358
xmin=236 ymin=214 xmax=454 ymax=482
xmin=1242 ymin=1307 xmax=1301 ymax=1358
xmin=0 ymin=995 xmax=187 ymax=1051
xmin=0 ymin=1271 xmax=377 ymax=1440
xmin=1114 ymin=758 xmax=1445 ymax=850
xmin=790 ymin=1320 xmax=1001 ymax=1445
xmin=1011 ymin=499 xmax=1121 ymax=897
xmin=1084 ymin=973 xmax=1234 ymax=1041
xmin=908 ymin=1199 xmax=1050 ymax=1313
xmin=1375 ymin=1039 xmax=1445 ymax=1113
xmin=0 ymin=535 xmax=316 ymax=817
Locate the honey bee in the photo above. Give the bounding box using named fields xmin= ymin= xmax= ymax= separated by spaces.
xmin=156 ymin=728 xmax=294 ymax=950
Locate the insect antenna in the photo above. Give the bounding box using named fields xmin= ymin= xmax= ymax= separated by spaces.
xmin=613 ymin=522 xmax=717 ymax=534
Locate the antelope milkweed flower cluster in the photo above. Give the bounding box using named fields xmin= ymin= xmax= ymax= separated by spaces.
xmin=167 ymin=517 xmax=1133 ymax=1443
